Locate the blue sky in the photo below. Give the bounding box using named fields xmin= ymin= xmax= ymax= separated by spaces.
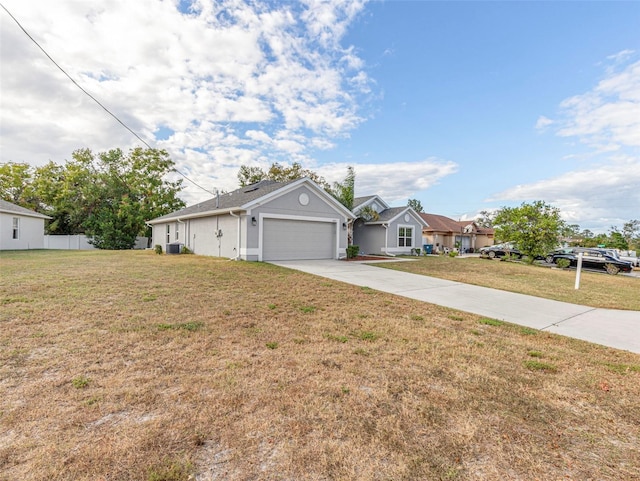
xmin=1 ymin=0 xmax=639 ymax=232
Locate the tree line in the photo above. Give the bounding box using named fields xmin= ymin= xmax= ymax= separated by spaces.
xmin=0 ymin=148 xmax=185 ymax=249
xmin=477 ymin=203 xmax=639 ymax=262
xmin=3 ymin=151 xmax=637 ymax=256
xmin=1 ymin=154 xmax=356 ymax=250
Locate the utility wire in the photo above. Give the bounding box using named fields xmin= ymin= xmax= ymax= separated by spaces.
xmin=0 ymin=2 xmax=213 ymax=195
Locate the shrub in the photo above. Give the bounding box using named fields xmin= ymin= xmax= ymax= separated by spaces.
xmin=556 ymin=258 xmax=570 ymax=269
xmin=181 ymin=245 xmax=193 ymax=254
xmin=448 ymin=251 xmax=458 ymax=257
xmin=346 ymin=245 xmax=359 ymax=259
xmin=154 ymin=244 xmax=163 ymax=255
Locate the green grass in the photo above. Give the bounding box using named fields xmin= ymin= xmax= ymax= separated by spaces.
xmin=381 ymin=255 xmax=640 ymax=310
xmin=1 ymin=250 xmax=639 ymax=481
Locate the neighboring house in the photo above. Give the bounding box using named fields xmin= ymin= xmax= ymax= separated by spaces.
xmin=0 ymin=199 xmax=51 ymax=250
xmin=420 ymin=212 xmax=494 ymax=253
xmin=147 ymin=178 xmax=354 ymax=261
xmin=352 ymin=195 xmax=428 ymax=255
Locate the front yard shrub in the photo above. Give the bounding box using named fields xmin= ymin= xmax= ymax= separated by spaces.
xmin=346 ymin=245 xmax=359 ymax=259
xmin=154 ymin=245 xmax=163 ymax=255
xmin=556 ymin=258 xmax=570 ymax=269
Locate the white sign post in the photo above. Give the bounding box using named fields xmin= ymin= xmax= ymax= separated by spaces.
xmin=574 ymin=252 xmax=583 ymax=290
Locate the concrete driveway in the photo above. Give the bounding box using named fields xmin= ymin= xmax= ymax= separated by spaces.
xmin=270 ymin=259 xmax=640 ymax=354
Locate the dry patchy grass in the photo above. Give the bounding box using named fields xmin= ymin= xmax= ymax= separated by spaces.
xmin=1 ymin=250 xmax=639 ymax=481
xmin=382 ymin=255 xmax=640 ymax=310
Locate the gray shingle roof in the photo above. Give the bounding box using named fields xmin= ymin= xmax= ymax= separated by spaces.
xmin=0 ymin=199 xmax=51 ymax=219
xmin=353 ymin=195 xmax=377 ymax=209
xmin=149 ymin=179 xmax=297 ymax=223
xmin=375 ymin=206 xmax=407 ymax=222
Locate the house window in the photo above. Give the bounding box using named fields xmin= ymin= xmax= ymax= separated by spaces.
xmin=166 ymin=225 xmax=170 ymax=243
xmin=175 ymin=222 xmax=179 ymax=240
xmin=398 ymin=226 xmax=413 ymax=247
xmin=12 ymin=217 xmax=19 ymax=239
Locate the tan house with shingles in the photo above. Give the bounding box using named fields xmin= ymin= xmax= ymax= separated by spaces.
xmin=420 ymin=212 xmax=494 ymax=253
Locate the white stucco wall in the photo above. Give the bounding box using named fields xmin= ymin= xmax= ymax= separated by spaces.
xmin=0 ymin=212 xmax=46 ymax=250
xmin=152 ymin=215 xmax=240 ymax=258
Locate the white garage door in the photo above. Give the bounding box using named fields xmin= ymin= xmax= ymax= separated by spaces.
xmin=263 ymin=218 xmax=335 ymax=261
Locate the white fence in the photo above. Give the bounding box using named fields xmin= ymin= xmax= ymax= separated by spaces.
xmin=44 ymin=235 xmax=149 ymax=250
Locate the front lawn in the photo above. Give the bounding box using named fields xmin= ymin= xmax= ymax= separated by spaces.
xmin=380 ymin=255 xmax=640 ymax=311
xmin=1 ymin=250 xmax=639 ymax=480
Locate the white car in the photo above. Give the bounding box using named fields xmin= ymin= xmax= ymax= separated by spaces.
xmin=616 ymin=250 xmax=639 ymax=267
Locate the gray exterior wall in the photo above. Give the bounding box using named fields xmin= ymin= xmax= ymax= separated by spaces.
xmin=353 ymin=221 xmax=387 ymax=255
xmin=246 ymin=184 xmax=349 ymax=261
xmin=152 ymin=215 xmax=240 ymax=258
xmin=385 ymin=217 xmax=422 ymax=254
xmin=151 ymin=184 xmax=350 ymax=261
xmin=353 ymin=214 xmax=424 ymax=255
xmin=0 ymin=212 xmax=46 ymax=250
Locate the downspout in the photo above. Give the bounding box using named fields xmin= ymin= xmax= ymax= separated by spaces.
xmin=145 ymin=222 xmax=153 ymax=248
xmin=229 ymin=210 xmax=241 ymax=260
xmin=177 ymin=218 xmax=186 ymax=250
xmin=382 ymin=223 xmax=394 ymax=256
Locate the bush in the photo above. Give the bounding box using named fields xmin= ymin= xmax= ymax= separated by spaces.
xmin=154 ymin=245 xmax=163 ymax=255
xmin=346 ymin=245 xmax=359 ymax=259
xmin=181 ymin=245 xmax=193 ymax=254
xmin=556 ymin=258 xmax=570 ymax=269
xmin=448 ymin=251 xmax=458 ymax=258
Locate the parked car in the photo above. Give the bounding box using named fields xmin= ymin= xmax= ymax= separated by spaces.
xmin=616 ymin=250 xmax=639 ymax=267
xmin=547 ymin=248 xmax=633 ymax=275
xmin=479 ymin=242 xmax=522 ymax=259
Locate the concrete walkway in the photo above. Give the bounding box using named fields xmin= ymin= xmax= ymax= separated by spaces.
xmin=270 ymin=259 xmax=640 ymax=354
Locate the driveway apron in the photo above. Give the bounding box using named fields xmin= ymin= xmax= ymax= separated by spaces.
xmin=270 ymin=259 xmax=640 ymax=354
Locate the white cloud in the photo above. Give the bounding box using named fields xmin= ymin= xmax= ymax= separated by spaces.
xmin=535 ymin=115 xmax=554 ymax=131
xmin=0 ymin=0 xmax=372 ymax=202
xmin=495 ymin=53 xmax=640 ymax=232
xmin=489 ymin=155 xmax=640 ymax=232
xmin=318 ymin=157 xmax=459 ymax=202
xmin=556 ymin=58 xmax=640 ymax=149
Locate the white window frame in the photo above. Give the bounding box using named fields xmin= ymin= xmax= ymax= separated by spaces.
xmin=166 ymin=225 xmax=170 ymax=243
xmin=12 ymin=217 xmax=19 ymax=239
xmin=175 ymin=222 xmax=179 ymax=241
xmin=398 ymin=225 xmax=413 ymax=248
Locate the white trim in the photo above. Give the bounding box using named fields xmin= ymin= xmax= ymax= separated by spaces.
xmin=258 ymin=213 xmax=340 ymax=261
xmin=397 ymin=224 xmax=415 ymax=248
xmin=367 ymin=207 xmax=429 ymax=227
xmin=383 ymin=246 xmax=414 ymax=254
xmin=354 ymin=195 xmax=390 ymax=214
xmin=12 ymin=217 xmax=20 ymax=240
xmin=0 ymin=208 xmax=51 ymax=220
xmin=245 ymin=178 xmax=355 ymax=220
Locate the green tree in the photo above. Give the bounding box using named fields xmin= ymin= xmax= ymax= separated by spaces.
xmin=492 ymin=201 xmax=565 ymax=263
xmin=358 ymin=205 xmax=379 ymax=221
xmin=407 ymin=198 xmax=423 ymax=213
xmin=622 ymin=220 xmax=640 ymax=250
xmin=476 ymin=209 xmax=497 ymax=228
xmin=330 ymin=166 xmax=355 ymax=210
xmin=561 ymin=223 xmax=581 ymax=239
xmin=0 ymin=162 xmax=37 ymax=208
xmin=32 ymin=159 xmax=96 ymax=234
xmin=237 ymin=162 xmax=330 ymax=190
xmin=80 ymin=148 xmax=185 ymax=249
xmin=607 ymin=230 xmax=628 ymax=250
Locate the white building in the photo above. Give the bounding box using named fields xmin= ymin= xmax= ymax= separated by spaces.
xmin=0 ymin=199 xmax=51 ymax=250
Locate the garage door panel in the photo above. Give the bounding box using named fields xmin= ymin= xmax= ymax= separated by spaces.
xmin=263 ymin=219 xmax=335 ymax=261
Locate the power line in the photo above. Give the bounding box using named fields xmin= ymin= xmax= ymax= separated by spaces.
xmin=0 ymin=2 xmax=213 ymax=195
